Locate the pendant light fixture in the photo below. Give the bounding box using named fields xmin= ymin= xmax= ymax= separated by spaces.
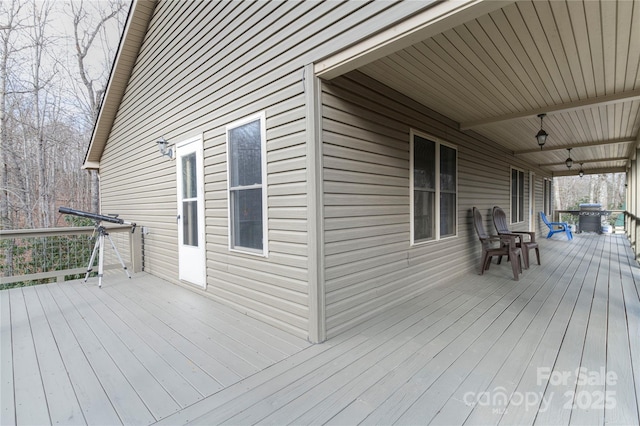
xmin=565 ymin=148 xmax=573 ymax=169
xmin=579 ymin=163 xmax=584 ymax=178
xmin=535 ymin=113 xmax=548 ymax=150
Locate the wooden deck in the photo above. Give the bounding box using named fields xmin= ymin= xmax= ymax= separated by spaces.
xmin=2 ymin=233 xmax=639 ymax=425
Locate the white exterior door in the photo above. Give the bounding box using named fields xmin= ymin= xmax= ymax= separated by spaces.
xmin=176 ymin=136 xmax=206 ymax=288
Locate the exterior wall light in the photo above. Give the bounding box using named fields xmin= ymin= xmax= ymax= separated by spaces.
xmin=565 ymin=148 xmax=573 ymax=169
xmin=536 ymin=113 xmax=548 ymax=149
xmin=156 ymin=137 xmax=173 ymax=159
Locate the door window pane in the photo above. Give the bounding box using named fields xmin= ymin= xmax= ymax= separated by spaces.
xmin=182 ymin=153 xmax=197 ymax=199
xmin=182 ymin=200 xmax=198 ymax=246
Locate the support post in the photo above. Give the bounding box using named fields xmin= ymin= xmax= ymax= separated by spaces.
xmin=305 ymin=63 xmax=326 ymax=343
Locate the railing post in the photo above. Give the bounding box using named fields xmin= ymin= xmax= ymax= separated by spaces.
xmin=130 ymin=227 xmax=143 ymax=273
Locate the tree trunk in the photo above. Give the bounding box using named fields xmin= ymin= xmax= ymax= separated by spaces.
xmin=91 ymin=170 xmax=100 ymax=213
xmin=0 ymin=0 xmax=25 ymax=231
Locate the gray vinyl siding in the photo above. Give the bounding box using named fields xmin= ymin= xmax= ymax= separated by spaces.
xmin=322 ymin=71 xmax=549 ymax=338
xmin=97 ymin=1 xmax=432 ymax=338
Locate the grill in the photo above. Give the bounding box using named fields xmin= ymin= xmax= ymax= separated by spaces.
xmin=578 ymin=203 xmax=610 ymax=234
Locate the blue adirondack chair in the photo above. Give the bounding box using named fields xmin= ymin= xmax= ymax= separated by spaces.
xmin=540 ymin=211 xmax=573 ymax=240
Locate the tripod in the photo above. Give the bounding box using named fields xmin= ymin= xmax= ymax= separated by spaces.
xmin=84 ymin=224 xmax=131 ymax=288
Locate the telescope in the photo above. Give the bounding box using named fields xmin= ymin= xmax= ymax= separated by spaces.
xmin=59 ymin=206 xmax=133 ymax=226
xmin=58 ymin=206 xmax=135 ymax=288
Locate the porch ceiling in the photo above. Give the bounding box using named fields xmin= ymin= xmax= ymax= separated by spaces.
xmin=356 ymin=0 xmax=640 ymax=177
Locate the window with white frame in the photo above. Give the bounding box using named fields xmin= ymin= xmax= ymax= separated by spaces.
xmin=411 ymin=130 xmax=457 ymax=244
xmin=511 ymin=167 xmax=525 ymax=223
xmin=226 ymin=113 xmax=268 ymax=255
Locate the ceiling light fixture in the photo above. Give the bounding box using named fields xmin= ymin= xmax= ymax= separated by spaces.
xmin=579 ymin=163 xmax=584 ymax=178
xmin=565 ymin=148 xmax=573 ymax=169
xmin=535 ymin=113 xmax=548 ymax=150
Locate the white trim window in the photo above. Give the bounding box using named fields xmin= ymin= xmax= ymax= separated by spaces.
xmin=410 ymin=130 xmax=458 ymax=244
xmin=511 ymin=167 xmax=525 ymax=223
xmin=226 ymin=112 xmax=268 ymax=256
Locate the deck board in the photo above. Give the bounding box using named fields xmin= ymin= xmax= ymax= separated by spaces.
xmin=35 ymin=284 xmax=121 ymax=425
xmin=113 ymin=281 xmax=261 ymax=378
xmin=324 ymin=277 xmax=521 ymax=425
xmin=103 ymin=280 xmax=242 ymax=387
xmin=69 ymin=282 xmax=203 ymax=409
xmin=128 ymin=278 xmax=306 ymax=357
xmin=527 ymin=236 xmax=601 ymax=425
xmin=94 ymin=280 xmax=227 ymax=394
xmin=422 ymin=235 xmax=598 ymax=425
xmin=365 ymin=239 xmax=572 ymax=425
xmin=619 ymin=237 xmax=640 ymax=424
xmin=59 ymin=282 xmax=182 ymax=420
xmin=0 ymin=289 xmax=16 ymax=425
xmin=567 ymin=236 xmax=613 ymax=425
xmin=22 ymin=286 xmax=86 ymax=425
xmin=347 ymin=279 xmax=533 ymax=425
xmin=10 ymin=288 xmax=50 ymax=425
xmin=604 ymin=237 xmax=640 ymax=425
xmin=293 ymin=276 xmax=518 ymax=425
xmin=2 ymin=234 xmax=639 ymax=426
xmin=489 ymin=233 xmax=600 ymax=425
xmin=46 ymin=284 xmax=156 ymax=425
xmin=225 ymin=289 xmax=479 ymax=424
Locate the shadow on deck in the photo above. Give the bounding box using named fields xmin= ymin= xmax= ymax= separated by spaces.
xmin=2 ymin=234 xmax=639 ymax=425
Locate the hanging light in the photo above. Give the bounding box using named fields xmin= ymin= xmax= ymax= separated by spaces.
xmin=579 ymin=163 xmax=584 ymax=178
xmin=535 ymin=113 xmax=548 ymax=149
xmin=565 ymin=148 xmax=573 ymax=169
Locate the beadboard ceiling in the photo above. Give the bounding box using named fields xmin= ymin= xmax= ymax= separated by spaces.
xmin=358 ymin=0 xmax=639 ymax=177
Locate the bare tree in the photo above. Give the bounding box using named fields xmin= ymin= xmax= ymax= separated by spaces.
xmin=1 ymin=0 xmax=128 ymax=231
xmin=29 ymin=0 xmax=60 ymax=228
xmin=555 ymin=173 xmax=626 ymax=211
xmin=0 ymin=0 xmax=28 ymax=230
xmin=69 ymin=0 xmax=128 ymax=213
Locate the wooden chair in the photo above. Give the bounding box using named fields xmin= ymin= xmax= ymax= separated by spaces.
xmin=472 ymin=207 xmax=522 ymax=281
xmin=492 ymin=206 xmax=540 ymax=269
xmin=540 ymin=211 xmax=573 ymax=240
